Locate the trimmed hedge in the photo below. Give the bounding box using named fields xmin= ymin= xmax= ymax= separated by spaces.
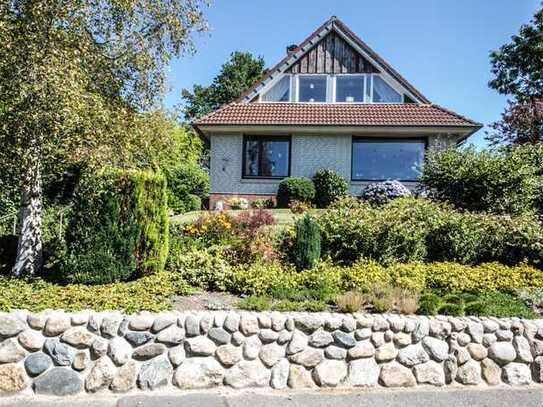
xmin=317 ymin=197 xmax=543 ymax=267
xmin=164 ymin=164 xmax=208 ymax=213
xmin=61 ymin=169 xmax=169 ymax=284
xmin=277 ymin=177 xmax=315 ymax=208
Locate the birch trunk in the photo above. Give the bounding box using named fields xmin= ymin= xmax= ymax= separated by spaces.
xmin=12 ymin=152 xmax=43 ymax=277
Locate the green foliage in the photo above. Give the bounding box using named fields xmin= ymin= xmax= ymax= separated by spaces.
xmin=0 ymin=271 xmax=192 ymax=313
xmin=182 ymin=51 xmax=266 ymax=121
xmin=317 ymin=197 xmax=543 ymax=267
xmin=293 ymin=215 xmax=321 ymax=270
xmin=312 ymin=169 xmax=348 ymax=208
xmin=166 ymin=245 xmax=232 ymax=291
xmin=421 ymin=146 xmax=543 ymax=215
xmin=489 ymin=6 xmax=543 ymax=99
xmin=165 ymin=164 xmax=208 ymax=213
xmin=61 ymin=169 xmax=169 ymax=284
xmin=419 ymin=290 xmax=536 ymax=319
xmin=277 ymin=177 xmax=316 ymax=208
xmin=237 ymin=296 xmax=272 ymax=312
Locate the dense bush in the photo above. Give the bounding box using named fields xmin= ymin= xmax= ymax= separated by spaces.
xmin=293 ymin=215 xmax=321 ymax=270
xmin=277 ymin=177 xmax=315 ymax=208
xmin=360 ymin=180 xmax=411 ymax=205
xmin=164 ymin=165 xmax=208 ymax=214
xmin=0 ymin=271 xmax=191 ymax=313
xmin=222 ymin=258 xmax=543 ymax=302
xmin=312 ymin=169 xmax=348 ymax=208
xmin=317 ymin=197 xmax=543 ymax=267
xmin=61 ymin=169 xmax=169 ymax=284
xmin=166 ymin=245 xmax=232 ymax=291
xmin=421 ymin=146 xmax=543 ymax=215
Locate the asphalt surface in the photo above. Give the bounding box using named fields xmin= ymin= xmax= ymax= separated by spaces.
xmin=2 ymin=387 xmax=543 ymax=407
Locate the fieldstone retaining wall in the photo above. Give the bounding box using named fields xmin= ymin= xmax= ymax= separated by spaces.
xmin=2 ymin=310 xmax=543 ymax=396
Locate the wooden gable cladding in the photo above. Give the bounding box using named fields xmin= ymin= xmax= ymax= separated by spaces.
xmin=288 ymin=31 xmax=379 ymax=74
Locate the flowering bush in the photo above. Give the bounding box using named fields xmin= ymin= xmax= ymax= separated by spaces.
xmin=230 ymin=209 xmax=276 ymax=240
xmin=289 ymin=199 xmax=311 ymax=214
xmin=183 ymin=211 xmax=234 ymax=244
xmin=227 ymin=196 xmax=249 ymax=210
xmin=360 ymin=180 xmax=411 ymax=205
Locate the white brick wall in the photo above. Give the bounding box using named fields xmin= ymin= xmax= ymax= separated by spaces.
xmin=210 ymin=133 xmax=456 ymax=196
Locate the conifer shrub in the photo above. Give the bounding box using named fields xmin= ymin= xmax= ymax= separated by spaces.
xmin=60 ymin=169 xmax=169 ymax=284
xmin=293 ymin=214 xmax=321 ymax=270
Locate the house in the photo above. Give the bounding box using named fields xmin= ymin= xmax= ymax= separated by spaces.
xmin=193 ymin=16 xmax=482 ymax=208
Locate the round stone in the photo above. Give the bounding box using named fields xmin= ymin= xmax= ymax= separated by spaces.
xmin=313 ymin=360 xmax=347 ymax=387
xmin=174 ymin=357 xmax=224 ymax=389
xmin=380 ymin=362 xmax=416 ymax=387
xmin=44 ymin=314 xmax=71 ymax=337
xmin=137 ymin=356 xmax=173 ymax=390
xmin=488 ymin=342 xmax=516 ymax=366
xmin=18 ymin=329 xmax=44 ymax=351
xmin=33 ymin=368 xmax=83 ymax=396
xmin=0 ymin=315 xmax=26 ymax=338
xmin=24 ymin=353 xmax=52 ymax=377
xmin=0 ymin=363 xmax=28 ymax=393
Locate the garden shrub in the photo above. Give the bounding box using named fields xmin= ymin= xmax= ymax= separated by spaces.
xmin=251 ymin=198 xmax=274 ymax=209
xmin=227 ymin=196 xmax=249 ymax=210
xmin=317 ymin=197 xmax=543 ymax=267
xmin=166 ymin=246 xmax=233 ymax=291
xmin=335 ymin=291 xmax=365 ymax=313
xmin=277 ymin=177 xmax=315 ymax=208
xmin=61 ymin=169 xmax=169 ymax=284
xmin=293 ymin=215 xmax=321 ymax=269
xmin=421 ymin=145 xmax=543 ymax=215
xmin=164 ymin=164 xmax=208 ymax=214
xmin=0 ymin=271 xmax=192 ymax=313
xmin=360 ymin=180 xmax=411 ymax=205
xmin=228 ymin=261 xmax=299 ymax=296
xmin=313 ymin=169 xmax=348 ymax=208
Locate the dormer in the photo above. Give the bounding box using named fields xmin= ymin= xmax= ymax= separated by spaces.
xmin=243 ymin=16 xmax=426 ymax=105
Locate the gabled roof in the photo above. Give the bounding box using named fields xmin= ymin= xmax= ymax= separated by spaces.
xmin=239 ymin=16 xmax=430 ymax=104
xmin=194 ymin=103 xmax=482 ymax=128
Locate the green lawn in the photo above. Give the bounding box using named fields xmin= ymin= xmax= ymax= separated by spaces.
xmin=171 ymin=209 xmax=322 ymax=225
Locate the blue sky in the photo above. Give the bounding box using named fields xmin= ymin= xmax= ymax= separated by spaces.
xmin=164 ymin=0 xmax=541 ymax=147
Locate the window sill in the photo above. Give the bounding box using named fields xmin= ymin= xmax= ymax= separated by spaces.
xmin=240 ymin=178 xmax=283 ymax=184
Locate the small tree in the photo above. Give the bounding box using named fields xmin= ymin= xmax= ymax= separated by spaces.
xmin=294 ymin=215 xmax=321 ymax=270
xmin=313 ymin=169 xmax=348 ymax=208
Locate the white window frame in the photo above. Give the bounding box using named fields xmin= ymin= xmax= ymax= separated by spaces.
xmin=295 ymin=74 xmax=330 ymax=103
xmin=333 ymin=74 xmax=366 ymax=103
xmin=370 ymin=74 xmax=404 ymax=104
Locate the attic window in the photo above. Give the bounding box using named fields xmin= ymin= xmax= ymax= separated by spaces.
xmin=335 ymin=76 xmax=364 ymax=102
xmin=298 ymin=76 xmax=327 ymax=102
xmin=262 ymin=76 xmax=291 ymax=102
xmin=373 ymin=76 xmax=402 ymax=103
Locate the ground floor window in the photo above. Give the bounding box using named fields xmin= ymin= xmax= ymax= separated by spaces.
xmin=351 ymin=137 xmax=426 ymax=181
xmin=242 ymin=136 xmax=291 ymax=178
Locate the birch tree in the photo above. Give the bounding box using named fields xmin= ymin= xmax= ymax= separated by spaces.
xmin=0 ymin=0 xmax=208 ymax=276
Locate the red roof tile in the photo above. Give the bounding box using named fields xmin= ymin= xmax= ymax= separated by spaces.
xmin=194 ymin=103 xmax=482 ymax=128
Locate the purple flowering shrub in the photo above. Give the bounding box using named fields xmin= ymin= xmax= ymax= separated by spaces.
xmin=360 ymin=181 xmax=411 ymax=205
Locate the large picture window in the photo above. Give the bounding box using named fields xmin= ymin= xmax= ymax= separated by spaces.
xmin=351 ymin=138 xmax=426 ymax=181
xmin=243 ymin=136 xmax=291 ymax=178
xmin=372 ymin=76 xmax=402 ymax=103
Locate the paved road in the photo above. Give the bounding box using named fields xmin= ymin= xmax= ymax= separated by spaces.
xmin=3 ymin=387 xmax=543 ymax=407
